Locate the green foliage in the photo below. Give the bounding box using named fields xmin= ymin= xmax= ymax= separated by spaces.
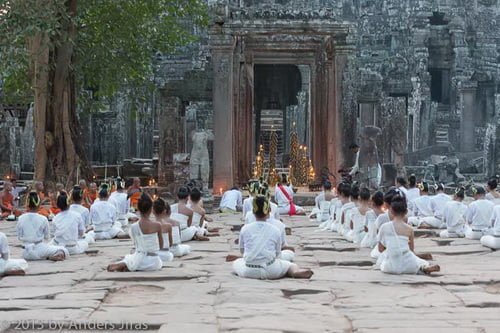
xmin=0 ymin=0 xmax=208 ymax=104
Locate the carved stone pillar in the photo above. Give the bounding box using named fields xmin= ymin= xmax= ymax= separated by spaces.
xmin=210 ymin=34 xmax=235 ymax=191
xmin=158 ymin=96 xmax=181 ymax=186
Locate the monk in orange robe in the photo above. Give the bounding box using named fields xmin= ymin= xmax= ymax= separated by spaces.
xmin=83 ymin=182 xmax=97 ymax=208
xmin=127 ymin=177 xmax=142 ymax=210
xmin=0 ymin=181 xmax=21 ymax=218
xmin=33 ymin=181 xmax=52 ymax=217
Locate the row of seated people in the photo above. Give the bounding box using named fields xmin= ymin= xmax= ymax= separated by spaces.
xmin=314 ymin=181 xmax=443 ymax=275
xmin=0 ymin=183 xmax=215 ymax=276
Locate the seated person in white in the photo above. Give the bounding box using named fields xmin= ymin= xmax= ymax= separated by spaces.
xmin=322 ymin=182 xmax=350 ymax=231
xmin=189 ymin=187 xmax=217 ymax=237
xmin=481 ymin=205 xmax=500 ymax=249
xmin=440 ymin=187 xmax=468 ymax=238
xmin=275 ymin=174 xmax=305 ymax=216
xmin=88 ymin=184 xmax=128 ymax=240
xmin=108 ymin=193 xmax=163 ymax=272
xmin=16 ymin=192 xmax=68 ymax=261
xmin=465 ymin=186 xmax=495 ymax=240
xmin=0 ymin=232 xmax=28 ymax=276
xmin=157 ymin=200 xmax=190 ymax=257
xmin=346 ymin=188 xmax=372 ymax=243
xmin=245 ymin=184 xmax=280 ymax=224
xmin=219 ymin=187 xmax=243 ymax=213
xmin=310 ymin=181 xmax=336 ymax=222
xmin=370 ymin=188 xmax=398 ymax=259
xmin=232 ymin=195 xmax=313 ymax=280
xmin=151 ymin=198 xmax=174 ymax=262
xmin=171 ymin=187 xmax=209 ymax=242
xmin=408 ymin=182 xmax=435 ymax=228
xmin=50 ymin=191 xmax=90 ymax=255
xmin=405 ymin=174 xmax=421 ymax=210
xmin=396 ymin=177 xmax=409 ymax=197
xmin=360 ymin=191 xmax=385 ymax=248
xmin=418 ymin=183 xmax=451 ymax=229
xmin=338 ymin=184 xmax=359 ymax=236
xmin=242 ymin=181 xmax=260 ymax=221
xmin=108 ymin=178 xmax=130 ymax=226
xmin=375 ymin=193 xmax=440 ymax=275
xmin=69 ymin=185 xmax=90 ymax=229
xmin=485 ymin=177 xmax=500 ymax=203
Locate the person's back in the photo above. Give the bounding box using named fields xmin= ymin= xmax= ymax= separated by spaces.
xmin=412 ymin=195 xmax=433 ymax=216
xmin=52 ymin=210 xmax=82 ymax=246
xmin=70 ymin=204 xmax=90 ymax=228
xmin=239 ymin=221 xmax=281 ymax=265
xmin=430 ymin=192 xmax=451 ymax=219
xmin=109 ymin=191 xmax=129 ymax=215
xmin=90 ymin=200 xmax=117 ymax=231
xmin=467 ymin=199 xmax=494 ymax=230
xmin=443 ymin=200 xmax=467 ymax=230
xmin=17 ymin=213 xmax=49 ymax=244
xmin=220 ymin=189 xmax=242 ymax=211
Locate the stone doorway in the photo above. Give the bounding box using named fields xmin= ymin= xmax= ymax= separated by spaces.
xmin=253 ymin=64 xmax=310 ymax=167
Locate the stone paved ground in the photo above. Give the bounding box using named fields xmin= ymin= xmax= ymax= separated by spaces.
xmin=1 ymin=211 xmax=499 ymax=333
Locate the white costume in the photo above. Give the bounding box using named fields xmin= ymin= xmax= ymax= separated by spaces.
xmin=408 ymin=196 xmax=442 ymax=228
xmin=242 ymin=197 xmax=254 ymax=219
xmin=89 ymin=200 xmax=124 ymax=240
xmin=485 ymin=193 xmax=500 ymax=204
xmin=50 ymin=210 xmax=89 ymax=255
xmin=0 ymin=232 xmax=28 ymax=275
xmin=233 ymin=221 xmax=291 ymax=280
xmin=69 ymin=204 xmax=90 ymax=227
xmin=480 ymin=205 xmax=500 ymax=249
xmin=120 ymin=223 xmax=162 ymax=271
xmin=244 ymin=200 xmax=280 ymax=224
xmin=439 ymin=201 xmax=467 ymax=238
xmin=108 ymin=191 xmax=129 ymax=226
xmin=345 ymin=208 xmax=371 ymax=244
xmin=338 ymin=202 xmax=356 ymax=236
xmin=170 ymin=212 xmax=200 ymax=242
xmin=158 ymin=232 xmax=174 ymax=263
xmin=244 ymin=215 xmax=294 ymax=262
xmin=274 ymin=185 xmax=305 ymax=215
xmin=321 ymin=198 xmax=341 ymax=231
xmin=169 ymin=224 xmax=191 ymax=257
xmin=465 ymin=199 xmax=495 ymax=240
xmin=370 ymin=212 xmax=390 ymax=259
xmin=406 ymin=188 xmax=420 ymax=208
xmin=376 ymin=222 xmax=430 ymax=274
xmin=360 ymin=210 xmax=379 ymax=248
xmin=219 ymin=189 xmax=243 ymax=212
xmin=17 ymin=213 xmax=69 ymax=260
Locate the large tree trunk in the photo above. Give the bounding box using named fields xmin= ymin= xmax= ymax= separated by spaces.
xmin=31 ymin=0 xmax=92 ymax=187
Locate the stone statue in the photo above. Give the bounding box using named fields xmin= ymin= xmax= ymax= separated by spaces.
xmin=358 ymin=126 xmax=382 ymax=190
xmin=190 ymin=129 xmax=214 ymax=192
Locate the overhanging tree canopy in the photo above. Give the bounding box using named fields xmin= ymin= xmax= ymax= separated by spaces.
xmin=0 ymin=0 xmax=207 ymax=185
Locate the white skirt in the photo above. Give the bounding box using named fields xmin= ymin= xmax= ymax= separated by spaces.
xmin=480 ymin=235 xmax=500 ymax=250
xmin=360 ymin=229 xmax=377 ymax=248
xmin=180 ymin=226 xmax=198 ymax=242
xmin=0 ymin=258 xmax=28 ymax=275
xmin=376 ymin=250 xmax=429 ymax=275
xmin=171 ymin=244 xmax=191 ymax=257
xmin=233 ymin=258 xmax=291 ymax=280
xmin=464 ymin=225 xmax=484 ymax=240
xmin=22 ymin=242 xmax=69 ymax=261
xmin=49 ymin=239 xmax=89 ymax=255
xmin=158 ymin=249 xmax=174 ymax=263
xmin=92 ymin=222 xmax=125 ymax=240
xmin=439 ymin=228 xmax=465 ymax=238
xmin=121 ymin=252 xmax=162 ymax=272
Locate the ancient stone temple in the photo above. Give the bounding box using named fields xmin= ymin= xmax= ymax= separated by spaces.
xmin=2 ymin=0 xmax=500 ymax=189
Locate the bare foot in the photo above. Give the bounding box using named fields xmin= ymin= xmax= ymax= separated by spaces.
xmin=195 ymin=235 xmax=210 ymax=241
xmin=423 ymin=265 xmax=440 ymax=275
xmin=292 ymin=269 xmax=314 ymax=279
xmin=208 ymin=227 xmax=221 ymax=232
xmin=207 ymin=233 xmax=220 ymax=237
xmin=225 ymin=254 xmax=240 ymax=262
xmin=417 ymin=252 xmax=433 ymax=260
xmin=417 ymin=224 xmax=432 ymax=230
xmin=205 ymin=217 xmax=214 ymax=222
xmin=5 ymin=269 xmax=26 ymax=276
xmin=116 ymin=234 xmax=130 ymax=239
xmin=49 ymin=252 xmax=66 ymax=261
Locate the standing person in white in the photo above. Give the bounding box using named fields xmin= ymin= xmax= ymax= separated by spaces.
xmin=465 ymin=186 xmax=495 ymax=240
xmin=232 ymin=195 xmax=313 ymax=280
xmin=108 ymin=178 xmax=130 ymax=226
xmin=219 ymin=187 xmax=243 ymax=213
xmin=440 ymin=187 xmax=468 ymax=238
xmin=107 ymin=193 xmax=163 ymax=272
xmin=50 ymin=191 xmax=90 ymax=255
xmin=16 ymin=192 xmax=68 ymax=261
xmin=89 ymin=184 xmax=127 ymax=240
xmin=376 ymin=193 xmax=440 ymax=275
xmin=0 ymin=232 xmax=28 ymax=276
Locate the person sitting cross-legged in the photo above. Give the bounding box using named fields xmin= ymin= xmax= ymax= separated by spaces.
xmin=107 ymin=193 xmax=163 ymax=272
xmin=232 ymin=195 xmax=313 ymax=280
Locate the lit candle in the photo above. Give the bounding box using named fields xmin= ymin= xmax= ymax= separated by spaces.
xmin=219 ymin=187 xmax=223 ymax=195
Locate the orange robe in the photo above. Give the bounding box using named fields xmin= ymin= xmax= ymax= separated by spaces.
xmin=1 ymin=192 xmax=20 ymax=217
xmin=83 ymin=189 xmax=97 ymax=208
xmin=127 ymin=187 xmax=142 ymax=209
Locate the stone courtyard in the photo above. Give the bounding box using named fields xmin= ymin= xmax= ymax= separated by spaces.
xmin=1 ymin=209 xmax=499 ymax=333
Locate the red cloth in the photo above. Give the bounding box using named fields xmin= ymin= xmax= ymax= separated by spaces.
xmin=278 ymin=184 xmax=296 ymax=216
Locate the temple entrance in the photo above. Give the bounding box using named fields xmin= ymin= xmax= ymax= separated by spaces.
xmin=253 ymin=64 xmax=310 ymax=167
